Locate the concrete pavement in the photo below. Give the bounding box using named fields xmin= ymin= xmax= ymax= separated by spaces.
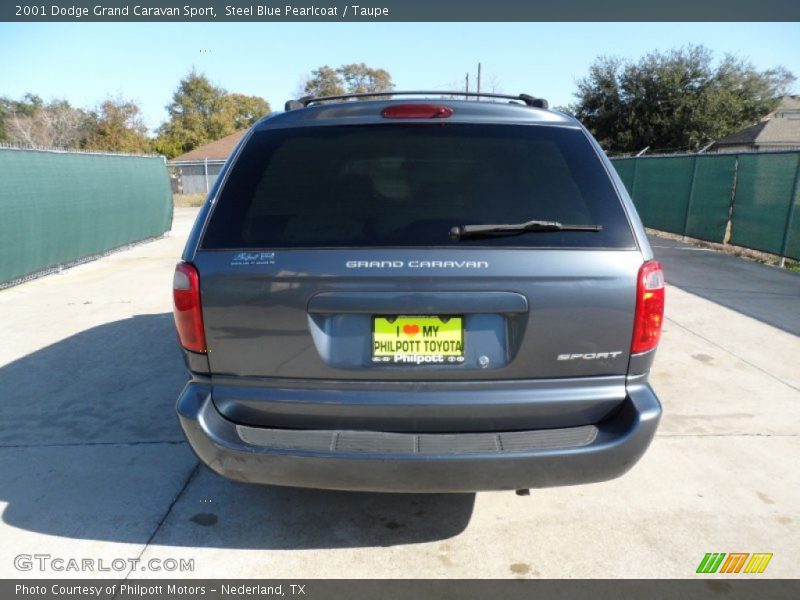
xmin=0 ymin=208 xmax=797 ymax=578
xmin=650 ymin=235 xmax=800 ymax=336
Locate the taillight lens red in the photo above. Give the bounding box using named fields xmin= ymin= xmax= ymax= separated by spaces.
xmin=173 ymin=262 xmax=206 ymax=353
xmin=381 ymin=104 xmax=454 ymax=119
xmin=631 ymin=260 xmax=665 ymax=354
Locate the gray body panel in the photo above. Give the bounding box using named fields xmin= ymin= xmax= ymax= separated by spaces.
xmin=175 ymin=97 xmax=661 ymax=491
xmin=193 ymin=248 xmax=641 ymax=382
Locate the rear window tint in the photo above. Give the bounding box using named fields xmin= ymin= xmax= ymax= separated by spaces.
xmin=201 ymin=124 xmax=635 ymax=249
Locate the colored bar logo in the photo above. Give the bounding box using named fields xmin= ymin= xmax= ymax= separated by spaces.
xmin=697 ymin=553 xmax=773 ymax=574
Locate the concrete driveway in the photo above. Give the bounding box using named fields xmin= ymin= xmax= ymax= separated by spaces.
xmin=650 ymin=235 xmax=800 ymax=336
xmin=0 ymin=207 xmax=797 ymax=578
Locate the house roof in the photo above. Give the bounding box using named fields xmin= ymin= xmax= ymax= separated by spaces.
xmin=756 ymin=116 xmax=800 ymax=146
xmin=775 ymin=95 xmax=800 ymax=113
xmin=713 ymin=96 xmax=800 ymax=149
xmin=713 ymin=122 xmax=768 ymax=147
xmin=172 ymin=130 xmax=248 ymax=161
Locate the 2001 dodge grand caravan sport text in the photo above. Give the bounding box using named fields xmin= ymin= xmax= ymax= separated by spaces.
xmin=173 ymin=92 xmax=665 ymax=493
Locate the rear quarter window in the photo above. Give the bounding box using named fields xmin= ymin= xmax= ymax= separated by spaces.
xmin=201 ymin=123 xmax=635 ymax=249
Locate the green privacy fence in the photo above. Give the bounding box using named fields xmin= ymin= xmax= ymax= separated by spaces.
xmin=0 ymin=148 xmax=173 ymax=286
xmin=611 ymin=151 xmax=800 ymax=261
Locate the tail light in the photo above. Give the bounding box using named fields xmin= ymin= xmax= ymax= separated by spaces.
xmin=173 ymin=262 xmax=206 ymax=353
xmin=381 ymin=104 xmax=454 ymax=119
xmin=631 ymin=260 xmax=665 ymax=354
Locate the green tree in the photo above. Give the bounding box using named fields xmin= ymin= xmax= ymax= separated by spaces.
xmin=2 ymin=95 xmax=92 ymax=148
xmin=303 ymin=65 xmax=346 ymax=98
xmin=1 ymin=94 xmax=47 ymax=143
xmin=571 ymin=45 xmax=795 ymax=154
xmin=84 ymin=98 xmax=152 ymax=154
xmin=219 ymin=93 xmax=271 ymax=131
xmin=155 ymin=70 xmax=270 ymax=158
xmin=0 ymin=98 xmax=9 ymax=142
xmin=302 ymin=63 xmax=394 ymax=99
xmin=337 ymin=63 xmax=394 ymax=97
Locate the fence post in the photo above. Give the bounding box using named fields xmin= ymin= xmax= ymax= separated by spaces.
xmin=682 ymin=154 xmax=701 ymax=241
xmin=204 ymin=158 xmax=210 ymax=194
xmin=723 ymin=155 xmax=740 ymax=245
xmin=629 ymin=157 xmax=639 ymax=205
xmin=777 ymin=153 xmax=800 ymax=268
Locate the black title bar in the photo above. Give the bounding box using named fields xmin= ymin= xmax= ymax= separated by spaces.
xmin=4 ymin=0 xmax=800 ymax=22
xmin=4 ymin=579 xmax=800 ymax=600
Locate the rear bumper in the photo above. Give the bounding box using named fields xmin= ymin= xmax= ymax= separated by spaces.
xmin=176 ymin=381 xmax=661 ymax=493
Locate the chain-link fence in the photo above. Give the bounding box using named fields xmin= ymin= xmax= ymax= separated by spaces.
xmin=611 ymin=150 xmax=800 ymax=262
xmin=167 ymin=159 xmax=226 ymax=194
xmin=0 ymin=147 xmax=173 ymax=287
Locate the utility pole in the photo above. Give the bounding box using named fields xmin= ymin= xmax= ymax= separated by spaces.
xmin=477 ymin=62 xmax=481 ymax=99
xmin=465 ymin=72 xmax=469 ymax=100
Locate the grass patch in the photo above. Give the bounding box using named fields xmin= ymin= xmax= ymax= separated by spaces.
xmin=173 ymin=193 xmax=206 ymax=207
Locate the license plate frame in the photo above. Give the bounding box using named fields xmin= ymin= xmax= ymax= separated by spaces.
xmin=372 ymin=315 xmax=464 ymax=365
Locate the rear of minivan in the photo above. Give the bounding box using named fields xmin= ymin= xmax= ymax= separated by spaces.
xmin=174 ymin=98 xmax=663 ymax=492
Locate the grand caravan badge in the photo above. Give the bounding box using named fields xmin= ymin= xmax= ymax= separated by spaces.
xmin=346 ymin=260 xmax=489 ymax=269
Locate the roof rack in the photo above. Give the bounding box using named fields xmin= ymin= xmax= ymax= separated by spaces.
xmin=284 ymin=91 xmax=549 ymax=112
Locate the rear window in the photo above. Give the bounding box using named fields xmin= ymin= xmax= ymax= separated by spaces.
xmin=201 ymin=124 xmax=635 ymax=249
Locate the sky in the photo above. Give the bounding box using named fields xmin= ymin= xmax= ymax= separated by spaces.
xmin=1 ymin=22 xmax=799 ymax=132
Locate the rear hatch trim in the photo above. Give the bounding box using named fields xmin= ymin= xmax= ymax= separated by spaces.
xmin=211 ymin=375 xmax=627 ymax=432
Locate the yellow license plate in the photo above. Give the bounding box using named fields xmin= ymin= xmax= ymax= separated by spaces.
xmin=372 ymin=315 xmax=464 ymax=364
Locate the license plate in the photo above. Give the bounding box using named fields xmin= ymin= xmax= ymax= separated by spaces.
xmin=372 ymin=315 xmax=464 ymax=364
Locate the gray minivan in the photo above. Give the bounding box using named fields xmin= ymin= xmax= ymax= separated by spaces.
xmin=173 ymin=92 xmax=664 ymax=492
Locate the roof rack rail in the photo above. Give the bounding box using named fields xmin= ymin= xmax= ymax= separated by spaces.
xmin=284 ymin=91 xmax=548 ymax=112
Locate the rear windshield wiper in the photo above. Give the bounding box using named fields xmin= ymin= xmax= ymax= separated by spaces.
xmin=449 ymin=219 xmax=603 ymax=240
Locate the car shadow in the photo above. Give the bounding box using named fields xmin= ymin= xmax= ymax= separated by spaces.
xmin=152 ymin=469 xmax=477 ymax=550
xmin=0 ymin=313 xmax=474 ymax=550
